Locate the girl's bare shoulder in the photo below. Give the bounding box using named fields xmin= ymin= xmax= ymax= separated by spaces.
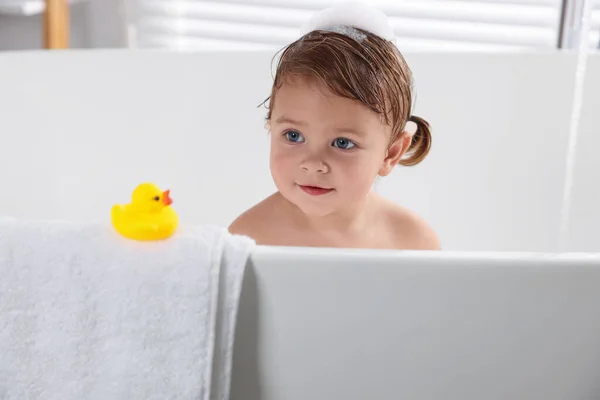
xmin=227 ymin=193 xmax=288 ymax=243
xmin=376 ymin=195 xmax=441 ymax=250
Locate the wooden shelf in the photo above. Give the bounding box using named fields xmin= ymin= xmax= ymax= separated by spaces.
xmin=0 ymin=0 xmax=88 ymax=49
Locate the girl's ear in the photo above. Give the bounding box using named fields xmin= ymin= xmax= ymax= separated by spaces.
xmin=378 ymin=122 xmax=417 ymax=176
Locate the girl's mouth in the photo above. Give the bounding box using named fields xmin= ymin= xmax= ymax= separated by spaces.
xmin=298 ymin=185 xmax=334 ymax=196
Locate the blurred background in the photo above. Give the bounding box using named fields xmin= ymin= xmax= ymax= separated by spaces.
xmin=0 ymin=0 xmax=598 ymax=52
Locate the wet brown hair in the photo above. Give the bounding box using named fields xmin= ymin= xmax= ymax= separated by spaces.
xmin=263 ymin=27 xmax=431 ymax=166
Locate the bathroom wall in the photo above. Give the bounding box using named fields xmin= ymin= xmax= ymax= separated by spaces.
xmin=0 ymin=49 xmax=597 ymax=252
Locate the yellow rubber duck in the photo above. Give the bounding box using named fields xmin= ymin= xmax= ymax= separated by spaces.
xmin=111 ymin=183 xmax=179 ymax=241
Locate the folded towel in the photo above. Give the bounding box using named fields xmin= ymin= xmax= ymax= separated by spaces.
xmin=0 ymin=219 xmax=255 ymax=400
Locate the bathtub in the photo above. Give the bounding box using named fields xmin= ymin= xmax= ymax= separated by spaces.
xmin=232 ymin=247 xmax=600 ymax=400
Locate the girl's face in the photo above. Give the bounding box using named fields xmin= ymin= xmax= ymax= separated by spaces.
xmin=268 ymin=76 xmax=408 ymax=217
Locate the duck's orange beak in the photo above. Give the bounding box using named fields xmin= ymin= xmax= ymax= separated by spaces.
xmin=162 ymin=190 xmax=173 ymax=206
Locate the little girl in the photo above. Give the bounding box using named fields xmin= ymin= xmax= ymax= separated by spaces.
xmin=229 ymin=2 xmax=440 ymax=250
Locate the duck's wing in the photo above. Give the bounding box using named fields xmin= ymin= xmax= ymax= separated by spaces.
xmin=110 ymin=204 xmax=127 ymax=223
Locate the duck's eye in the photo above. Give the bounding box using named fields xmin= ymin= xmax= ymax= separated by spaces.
xmin=153 ymin=196 xmax=160 ymax=201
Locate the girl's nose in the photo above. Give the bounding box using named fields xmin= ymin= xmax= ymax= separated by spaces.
xmin=301 ymin=156 xmax=330 ymax=174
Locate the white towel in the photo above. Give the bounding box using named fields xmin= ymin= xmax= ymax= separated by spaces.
xmin=0 ymin=219 xmax=255 ymax=400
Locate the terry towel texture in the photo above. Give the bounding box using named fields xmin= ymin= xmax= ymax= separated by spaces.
xmin=0 ymin=219 xmax=255 ymax=400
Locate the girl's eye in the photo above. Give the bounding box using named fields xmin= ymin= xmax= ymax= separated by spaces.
xmin=285 ymin=130 xmax=305 ymax=143
xmin=332 ymin=137 xmax=355 ymax=150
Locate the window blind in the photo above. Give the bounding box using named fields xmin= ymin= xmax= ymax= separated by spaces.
xmin=129 ymin=0 xmax=564 ymax=52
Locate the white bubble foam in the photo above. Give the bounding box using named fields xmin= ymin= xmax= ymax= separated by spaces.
xmin=300 ymin=1 xmax=396 ymax=43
